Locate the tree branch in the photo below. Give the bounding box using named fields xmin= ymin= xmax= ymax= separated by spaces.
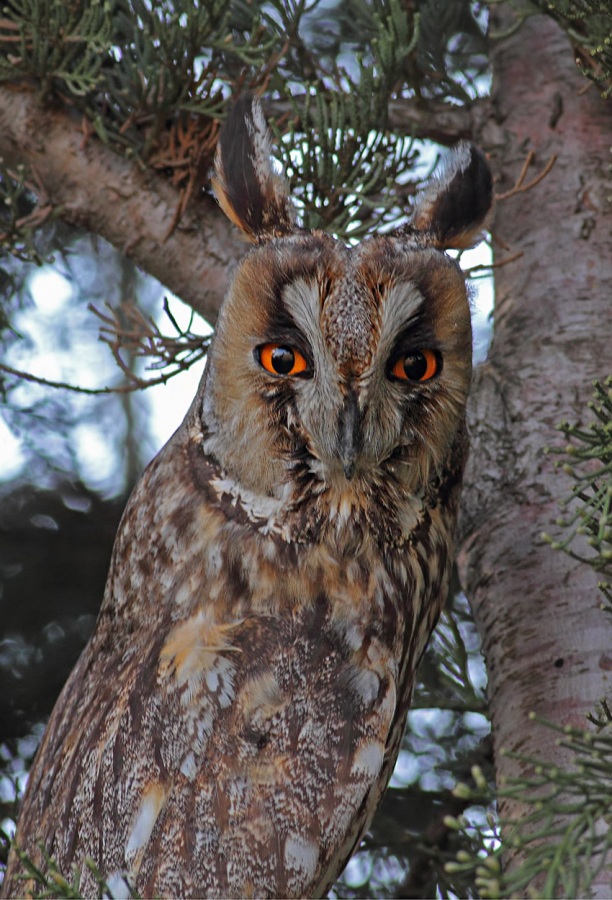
xmin=387 ymin=98 xmax=476 ymax=145
xmin=0 ymin=87 xmax=480 ymax=331
xmin=0 ymin=86 xmax=248 ymax=324
xmin=267 ymin=97 xmax=478 ymax=146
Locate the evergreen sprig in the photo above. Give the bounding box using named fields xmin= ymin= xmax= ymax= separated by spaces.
xmin=446 ymin=717 xmax=612 ymax=899
xmin=416 ymin=0 xmax=488 ymax=102
xmin=543 ymin=377 xmax=612 ymax=574
xmin=275 ymin=88 xmax=417 ymax=239
xmin=0 ymin=0 xmax=280 ymax=159
xmin=0 ymin=0 xmax=113 ymax=95
xmin=271 ymin=0 xmax=421 ymax=239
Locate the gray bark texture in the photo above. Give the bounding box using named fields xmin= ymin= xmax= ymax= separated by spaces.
xmin=459 ymin=9 xmax=612 ymax=890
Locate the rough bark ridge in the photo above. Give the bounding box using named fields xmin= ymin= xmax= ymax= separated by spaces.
xmin=459 ymin=10 xmax=612 ymax=889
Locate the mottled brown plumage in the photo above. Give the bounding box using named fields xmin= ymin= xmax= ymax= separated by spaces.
xmin=3 ymin=98 xmax=492 ymax=899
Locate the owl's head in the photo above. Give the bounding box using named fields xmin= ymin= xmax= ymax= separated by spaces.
xmin=200 ymin=97 xmax=492 ymax=509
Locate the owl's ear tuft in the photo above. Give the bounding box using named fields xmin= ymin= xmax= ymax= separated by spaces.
xmin=213 ymin=95 xmax=295 ymax=242
xmin=411 ymin=143 xmax=493 ymax=250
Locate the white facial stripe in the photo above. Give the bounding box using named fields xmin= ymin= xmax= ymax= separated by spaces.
xmin=378 ymin=281 xmax=426 ymax=362
xmin=279 ymin=277 xmax=326 ymax=358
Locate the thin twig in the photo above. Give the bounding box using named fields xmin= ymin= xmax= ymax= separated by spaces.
xmin=466 ymin=250 xmax=524 ymax=277
xmin=496 ymin=152 xmax=557 ymax=201
xmin=88 ymin=301 xmax=208 ymax=371
xmin=0 ymin=361 xmax=201 ymax=395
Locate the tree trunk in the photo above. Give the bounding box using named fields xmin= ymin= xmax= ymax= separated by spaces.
xmin=459 ymin=9 xmax=612 ymax=892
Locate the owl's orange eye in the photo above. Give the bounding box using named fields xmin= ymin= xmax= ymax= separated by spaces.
xmin=258 ymin=343 xmax=309 ymax=376
xmin=391 ymin=349 xmax=440 ymax=382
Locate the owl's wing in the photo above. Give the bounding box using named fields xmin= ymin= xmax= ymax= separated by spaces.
xmin=12 ymin=594 xmax=400 ymax=899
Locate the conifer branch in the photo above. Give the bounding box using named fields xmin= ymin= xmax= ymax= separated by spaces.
xmin=267 ymin=97 xmax=477 ymax=147
xmin=0 ymin=85 xmax=246 ymax=324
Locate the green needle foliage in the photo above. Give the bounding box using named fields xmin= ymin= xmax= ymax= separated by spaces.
xmin=446 ymin=717 xmax=612 ymax=900
xmin=544 ymin=377 xmax=612 ymax=572
xmin=0 ymin=0 xmax=421 ymax=174
xmin=274 ymin=91 xmax=417 ymax=239
xmin=0 ymin=0 xmax=114 ymax=95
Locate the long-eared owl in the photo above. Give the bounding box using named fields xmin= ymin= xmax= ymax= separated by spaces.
xmin=3 ymin=97 xmax=492 ymax=899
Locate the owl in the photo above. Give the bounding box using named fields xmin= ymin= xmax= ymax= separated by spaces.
xmin=3 ymin=97 xmax=492 ymax=899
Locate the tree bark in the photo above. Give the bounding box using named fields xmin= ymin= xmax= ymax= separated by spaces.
xmin=459 ymin=9 xmax=612 ymax=892
xmin=0 ymin=86 xmax=247 ymax=324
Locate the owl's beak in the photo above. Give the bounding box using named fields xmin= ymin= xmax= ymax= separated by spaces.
xmin=338 ymin=390 xmax=361 ymax=480
xmin=342 ymin=456 xmax=357 ymax=480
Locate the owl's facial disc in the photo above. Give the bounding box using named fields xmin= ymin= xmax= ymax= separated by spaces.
xmin=204 ymin=233 xmax=471 ymax=498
